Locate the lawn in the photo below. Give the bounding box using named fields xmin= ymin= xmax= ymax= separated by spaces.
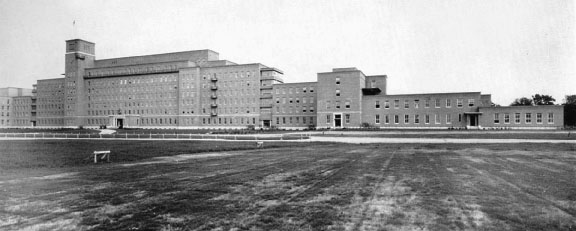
xmin=0 ymin=140 xmax=575 ymax=230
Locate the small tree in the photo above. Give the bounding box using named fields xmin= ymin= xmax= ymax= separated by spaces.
xmin=532 ymin=94 xmax=556 ymax=105
xmin=510 ymin=97 xmax=533 ymax=106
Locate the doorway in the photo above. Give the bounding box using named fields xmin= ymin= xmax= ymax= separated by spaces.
xmin=469 ymin=115 xmax=477 ymax=126
xmin=334 ymin=114 xmax=342 ymax=128
xmin=116 ymin=118 xmax=124 ymax=129
xmin=263 ymin=120 xmax=270 ymax=128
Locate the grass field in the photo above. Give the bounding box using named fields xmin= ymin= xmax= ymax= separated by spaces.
xmin=1 ymin=140 xmax=575 ymax=230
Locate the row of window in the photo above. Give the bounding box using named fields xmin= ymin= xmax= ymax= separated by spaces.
xmin=274 ymin=86 xmax=315 ymax=95
xmin=275 ymin=97 xmax=315 ymax=104
xmin=275 ymin=116 xmax=316 ymax=125
xmin=375 ymin=98 xmax=475 ymax=109
xmin=324 ymin=114 xmax=461 ymax=125
xmin=326 ymin=100 xmax=350 ymax=109
xmin=370 ymin=114 xmax=457 ymax=125
xmin=275 ymin=106 xmax=316 ymax=114
xmin=493 ymin=112 xmax=554 ymax=124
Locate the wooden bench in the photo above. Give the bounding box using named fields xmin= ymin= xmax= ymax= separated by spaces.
xmin=93 ymin=151 xmax=111 ymax=163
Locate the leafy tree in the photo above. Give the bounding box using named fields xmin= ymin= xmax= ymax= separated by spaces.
xmin=532 ymin=94 xmax=556 ymax=105
xmin=564 ymin=94 xmax=576 ymax=105
xmin=510 ymin=97 xmax=533 ymax=106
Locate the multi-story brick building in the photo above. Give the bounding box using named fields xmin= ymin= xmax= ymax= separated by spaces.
xmin=272 ymin=82 xmax=317 ymax=129
xmin=315 ymin=67 xmax=563 ymax=129
xmin=0 ymin=87 xmax=33 ymax=127
xmin=3 ymin=38 xmax=565 ymax=129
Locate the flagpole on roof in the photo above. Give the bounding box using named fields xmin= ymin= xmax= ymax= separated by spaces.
xmin=73 ymin=20 xmax=77 ymax=39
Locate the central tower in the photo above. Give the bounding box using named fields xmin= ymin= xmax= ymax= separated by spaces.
xmin=64 ymin=39 xmax=95 ymax=127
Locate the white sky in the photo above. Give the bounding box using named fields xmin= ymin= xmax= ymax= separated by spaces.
xmin=0 ymin=0 xmax=574 ymax=105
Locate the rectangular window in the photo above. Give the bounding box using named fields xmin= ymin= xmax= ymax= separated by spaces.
xmin=345 ymin=114 xmax=350 ymax=123
xmin=515 ymin=113 xmax=521 ymax=124
xmin=335 ymin=101 xmax=341 ymax=109
xmin=310 ymin=106 xmax=314 ymax=112
xmin=446 ymin=99 xmax=451 ymax=108
xmin=494 ymin=113 xmax=500 ymax=124
xmin=435 ymin=114 xmax=440 ymax=124
xmin=375 ymin=100 xmax=380 ymax=109
xmin=385 ymin=115 xmax=390 ymax=124
xmin=303 ymin=87 xmax=307 ymax=93
xmin=548 ymin=113 xmax=554 ymax=123
xmin=384 ymin=100 xmax=390 ymax=109
xmin=446 ymin=114 xmax=452 ymax=124
xmin=345 ymin=101 xmax=350 ymax=109
xmin=404 ymin=100 xmax=409 ymax=109
xmin=525 ymin=113 xmax=531 ymax=123
xmin=394 ymin=100 xmax=400 ymax=109
xmin=336 ymin=89 xmax=341 ymax=96
xmin=310 ymin=87 xmax=314 ymax=92
xmin=425 ymin=99 xmax=430 ymax=108
xmin=457 ymin=99 xmax=463 ymax=108
xmin=326 ymin=115 xmax=331 ymax=124
xmin=335 ymin=77 xmax=340 ymax=84
xmin=425 ymin=114 xmax=430 ymax=124
xmin=283 ymin=117 xmax=286 ymax=124
xmin=302 ymin=106 xmax=307 ymax=113
xmin=536 ymin=113 xmax=542 ymax=123
xmin=303 ymin=117 xmax=306 ymax=124
xmin=394 ymin=115 xmax=399 ymax=124
xmin=504 ymin=113 xmax=510 ymax=124
xmin=404 ymin=114 xmax=409 ymax=124
xmin=414 ymin=100 xmax=419 ymax=109
xmin=326 ymin=101 xmax=331 ymax=109
xmin=415 ymin=114 xmax=420 ymax=124
xmin=459 ymin=114 xmax=462 ymax=122
xmin=375 ymin=114 xmax=380 ymax=124
xmin=435 ymin=99 xmax=441 ymax=108
xmin=468 ymin=99 xmax=475 ymax=107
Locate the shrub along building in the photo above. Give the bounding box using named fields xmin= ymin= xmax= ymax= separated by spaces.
xmin=4 ymin=38 xmax=565 ymax=129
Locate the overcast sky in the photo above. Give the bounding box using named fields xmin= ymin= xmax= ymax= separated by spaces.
xmin=0 ymin=0 xmax=574 ymax=105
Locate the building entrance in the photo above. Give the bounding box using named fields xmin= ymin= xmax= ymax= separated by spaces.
xmin=263 ymin=120 xmax=270 ymax=128
xmin=469 ymin=116 xmax=477 ymax=126
xmin=334 ymin=114 xmax=342 ymax=128
xmin=116 ymin=118 xmax=124 ymax=129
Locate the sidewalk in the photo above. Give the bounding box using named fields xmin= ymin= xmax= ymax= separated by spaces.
xmin=309 ymin=136 xmax=576 ymax=144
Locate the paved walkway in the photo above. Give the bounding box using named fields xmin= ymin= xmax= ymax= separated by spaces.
xmin=2 ymin=136 xmax=576 ymax=144
xmin=99 ymin=129 xmax=116 ymax=135
xmin=309 ymin=136 xmax=576 ymax=144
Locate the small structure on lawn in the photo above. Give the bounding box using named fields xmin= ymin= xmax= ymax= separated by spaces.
xmin=93 ymin=150 xmax=111 ymax=163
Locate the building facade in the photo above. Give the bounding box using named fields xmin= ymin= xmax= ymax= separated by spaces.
xmin=0 ymin=87 xmax=33 ymax=127
xmin=3 ymin=38 xmax=565 ymax=129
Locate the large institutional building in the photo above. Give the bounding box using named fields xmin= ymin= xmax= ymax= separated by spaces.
xmin=1 ymin=38 xmax=564 ymax=129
